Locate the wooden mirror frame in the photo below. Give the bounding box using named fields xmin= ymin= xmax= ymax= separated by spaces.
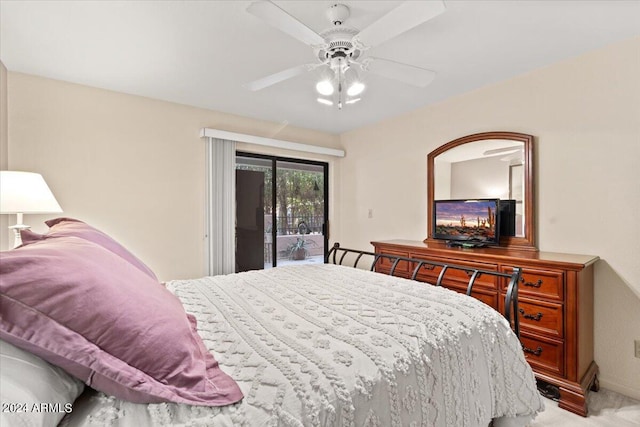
xmin=425 ymin=131 xmax=536 ymax=251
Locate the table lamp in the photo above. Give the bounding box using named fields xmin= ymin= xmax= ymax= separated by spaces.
xmin=0 ymin=171 xmax=63 ymax=248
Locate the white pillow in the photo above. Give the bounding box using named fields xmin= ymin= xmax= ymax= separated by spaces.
xmin=0 ymin=339 xmax=84 ymax=427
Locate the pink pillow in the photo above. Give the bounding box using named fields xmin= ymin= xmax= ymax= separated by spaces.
xmin=0 ymin=236 xmax=243 ymax=406
xmin=20 ymin=218 xmax=157 ymax=280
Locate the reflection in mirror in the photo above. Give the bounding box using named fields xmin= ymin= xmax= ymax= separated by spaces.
xmin=434 ymin=139 xmax=525 ymax=237
xmin=427 ymin=132 xmax=535 ymax=250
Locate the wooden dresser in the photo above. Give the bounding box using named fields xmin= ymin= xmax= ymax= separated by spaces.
xmin=372 ymin=239 xmax=600 ymax=417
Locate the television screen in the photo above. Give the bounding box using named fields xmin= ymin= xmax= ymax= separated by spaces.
xmin=433 ymin=199 xmax=500 ymax=245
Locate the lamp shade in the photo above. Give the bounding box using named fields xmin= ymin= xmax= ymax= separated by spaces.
xmin=0 ymin=171 xmax=63 ymax=214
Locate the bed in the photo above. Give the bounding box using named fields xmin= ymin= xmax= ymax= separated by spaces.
xmin=1 ymin=219 xmax=544 ymax=427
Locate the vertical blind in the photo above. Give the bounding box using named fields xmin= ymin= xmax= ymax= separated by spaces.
xmin=205 ymin=137 xmax=236 ymax=275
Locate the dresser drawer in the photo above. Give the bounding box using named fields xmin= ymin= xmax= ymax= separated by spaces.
xmin=376 ymin=250 xmax=410 ymax=274
xmin=411 ymin=255 xmax=498 ymax=290
xmin=520 ymin=333 xmax=564 ymax=376
xmin=500 ymin=295 xmax=564 ymax=338
xmin=502 ymin=266 xmax=564 ymax=301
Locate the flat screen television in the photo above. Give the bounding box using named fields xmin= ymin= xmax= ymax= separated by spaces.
xmin=433 ymin=199 xmax=500 ymax=246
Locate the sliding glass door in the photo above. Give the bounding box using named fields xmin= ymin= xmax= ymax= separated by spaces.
xmin=236 ymin=152 xmax=328 ymax=272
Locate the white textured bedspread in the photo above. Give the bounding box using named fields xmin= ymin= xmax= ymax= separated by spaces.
xmin=61 ymin=264 xmax=543 ymax=427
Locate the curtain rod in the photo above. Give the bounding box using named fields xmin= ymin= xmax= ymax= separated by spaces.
xmin=200 ymin=128 xmax=345 ymax=158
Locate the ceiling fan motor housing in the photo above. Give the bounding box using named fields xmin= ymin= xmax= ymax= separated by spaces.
xmin=317 ymin=27 xmax=361 ymax=61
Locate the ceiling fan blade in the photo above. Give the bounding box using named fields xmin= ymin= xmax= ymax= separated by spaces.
xmin=247 ymin=1 xmax=325 ymax=47
xmin=244 ymin=64 xmax=311 ymax=91
xmin=354 ymin=0 xmax=445 ymax=49
xmin=364 ymin=57 xmax=436 ymax=87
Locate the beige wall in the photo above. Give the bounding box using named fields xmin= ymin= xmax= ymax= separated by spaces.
xmin=6 ymin=73 xmax=340 ymax=280
xmin=0 ymin=62 xmax=7 ymax=167
xmin=0 ymin=62 xmax=9 ymax=249
xmin=337 ymin=37 xmax=640 ymax=399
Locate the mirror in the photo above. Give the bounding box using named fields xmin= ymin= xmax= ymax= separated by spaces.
xmin=426 ymin=132 xmax=536 ymax=250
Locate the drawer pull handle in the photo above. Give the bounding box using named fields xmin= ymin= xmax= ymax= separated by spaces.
xmin=519 ymin=309 xmax=543 ymax=321
xmin=523 ymin=346 xmax=543 ymax=356
xmin=521 ymin=278 xmax=543 ymax=288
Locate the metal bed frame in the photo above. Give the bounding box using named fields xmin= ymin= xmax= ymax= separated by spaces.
xmin=326 ymin=243 xmax=522 ymax=338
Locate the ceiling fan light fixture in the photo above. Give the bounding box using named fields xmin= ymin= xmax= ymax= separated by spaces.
xmin=316 ymin=79 xmax=335 ymax=96
xmin=347 ymin=81 xmax=365 ymax=96
xmin=345 ymin=98 xmax=361 ymax=105
xmin=317 ymin=97 xmax=333 ymax=106
xmin=342 ymin=64 xmax=365 ymax=97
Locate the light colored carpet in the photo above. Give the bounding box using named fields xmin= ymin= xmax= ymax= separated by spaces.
xmin=529 ymin=388 xmax=640 ymax=426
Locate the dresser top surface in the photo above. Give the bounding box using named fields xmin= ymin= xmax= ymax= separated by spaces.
xmin=371 ymin=239 xmax=599 ymax=267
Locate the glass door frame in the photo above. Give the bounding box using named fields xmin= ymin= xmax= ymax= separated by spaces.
xmin=236 ymin=151 xmax=329 ymax=267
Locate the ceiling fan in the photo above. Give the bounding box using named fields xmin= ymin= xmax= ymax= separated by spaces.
xmin=245 ymin=0 xmax=445 ymax=109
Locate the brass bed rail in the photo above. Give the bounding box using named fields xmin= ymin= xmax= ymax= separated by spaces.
xmin=326 ymin=243 xmax=522 ymax=338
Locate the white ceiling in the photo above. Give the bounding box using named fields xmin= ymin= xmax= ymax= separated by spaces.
xmin=1 ymin=1 xmax=639 ymax=135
